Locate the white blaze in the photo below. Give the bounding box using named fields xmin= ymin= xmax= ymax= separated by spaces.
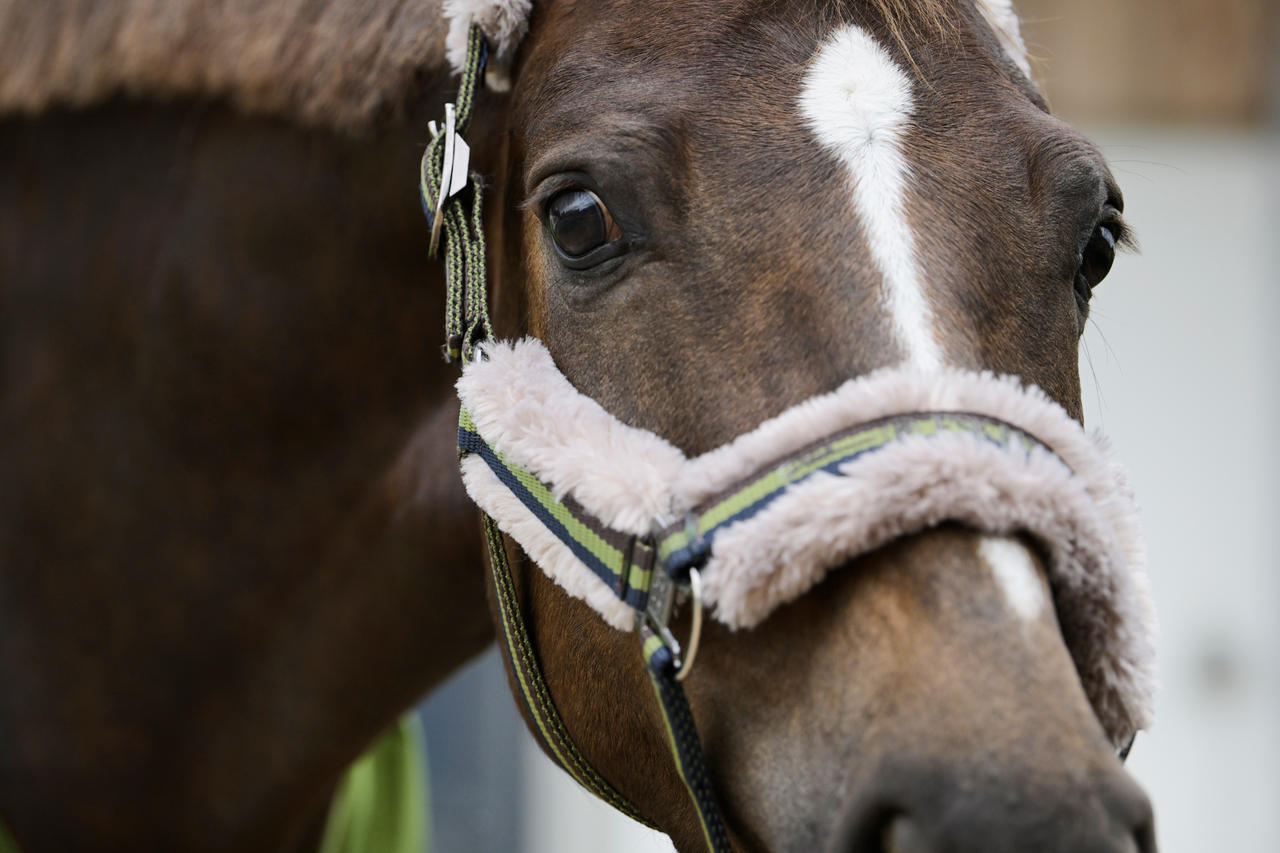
xmin=975 ymin=0 xmax=1032 ymax=79
xmin=798 ymin=25 xmax=942 ymax=370
xmin=978 ymin=535 xmax=1048 ymax=622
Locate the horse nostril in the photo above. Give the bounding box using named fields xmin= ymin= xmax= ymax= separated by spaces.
xmin=1102 ymin=766 xmax=1158 ymax=853
xmin=1119 ymin=819 xmax=1158 ymax=853
xmin=831 ymin=763 xmax=1158 ymax=853
xmin=1134 ymin=820 xmax=1159 ymax=853
xmin=830 ymin=803 xmax=911 ymax=853
xmin=881 ymin=815 xmax=931 ymax=853
xmin=1123 ymin=790 xmax=1158 ymax=853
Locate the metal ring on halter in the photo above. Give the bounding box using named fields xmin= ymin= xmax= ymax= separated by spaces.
xmin=675 ymin=567 xmax=704 ymax=682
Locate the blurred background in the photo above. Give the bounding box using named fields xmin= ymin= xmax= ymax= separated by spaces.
xmin=419 ymin=2 xmax=1280 ymax=850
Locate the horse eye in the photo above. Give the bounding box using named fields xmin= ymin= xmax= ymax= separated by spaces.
xmin=1076 ymin=222 xmax=1117 ymax=299
xmin=546 ymin=189 xmax=619 ymax=259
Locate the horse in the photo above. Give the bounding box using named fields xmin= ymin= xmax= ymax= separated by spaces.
xmin=0 ymin=0 xmax=1158 ymax=850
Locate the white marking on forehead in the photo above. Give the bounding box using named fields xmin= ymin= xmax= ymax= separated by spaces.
xmin=797 ymin=25 xmax=943 ymax=370
xmin=975 ymin=0 xmax=1032 ymax=79
xmin=978 ymin=536 xmax=1047 ymax=622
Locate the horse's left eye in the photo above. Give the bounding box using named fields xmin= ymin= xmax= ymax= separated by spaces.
xmin=546 ymin=189 xmax=620 ymax=260
xmin=1075 ymin=221 xmax=1118 ymax=304
xmin=1081 ymin=223 xmax=1117 ymax=286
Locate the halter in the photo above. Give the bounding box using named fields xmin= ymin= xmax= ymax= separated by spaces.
xmin=421 ymin=26 xmax=1152 ymax=852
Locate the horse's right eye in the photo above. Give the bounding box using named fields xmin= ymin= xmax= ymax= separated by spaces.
xmin=546 ymin=189 xmax=620 ymax=260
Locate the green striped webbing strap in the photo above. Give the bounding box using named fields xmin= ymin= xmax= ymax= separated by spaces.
xmin=655 ymin=411 xmax=1040 ymax=576
xmin=420 ymin=24 xmax=493 ymax=365
xmin=481 ymin=513 xmax=656 ymax=827
xmin=458 ymin=409 xmax=660 ymax=612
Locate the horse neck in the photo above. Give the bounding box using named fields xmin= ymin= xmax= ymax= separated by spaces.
xmin=0 ymin=100 xmax=490 ymax=850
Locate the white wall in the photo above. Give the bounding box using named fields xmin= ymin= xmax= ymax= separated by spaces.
xmin=512 ymin=124 xmax=1280 ymax=853
xmin=1080 ymin=125 xmax=1280 ymax=853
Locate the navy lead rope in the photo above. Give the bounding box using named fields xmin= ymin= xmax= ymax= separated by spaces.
xmin=642 ymin=629 xmax=733 ymax=852
xmin=423 ymin=26 xmax=733 ymax=852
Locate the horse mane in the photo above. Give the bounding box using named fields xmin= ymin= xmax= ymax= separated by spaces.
xmin=0 ymin=0 xmax=1013 ymax=129
xmin=868 ymin=0 xmax=954 ymax=34
xmin=857 ymin=0 xmax=962 ymax=56
xmin=0 ymin=0 xmax=450 ymax=129
xmin=857 ymin=0 xmax=1030 ymax=80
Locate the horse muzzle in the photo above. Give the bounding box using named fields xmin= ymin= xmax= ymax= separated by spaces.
xmin=832 ymin=755 xmax=1156 ymax=853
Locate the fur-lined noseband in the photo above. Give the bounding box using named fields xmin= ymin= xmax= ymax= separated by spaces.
xmin=456 ymin=338 xmax=1155 ymax=748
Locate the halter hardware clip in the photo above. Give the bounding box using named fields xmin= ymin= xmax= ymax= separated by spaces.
xmin=676 ymin=568 xmax=704 ymax=681
xmin=638 ymin=565 xmax=704 ymax=681
xmin=640 ymin=566 xmax=682 ymax=665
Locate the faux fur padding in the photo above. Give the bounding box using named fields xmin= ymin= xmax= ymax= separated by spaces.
xmin=673 ymin=364 xmax=1146 ymax=578
xmin=457 ymin=338 xmax=1155 ymax=743
xmin=701 ymin=433 xmax=1153 ymax=745
xmin=443 ymin=0 xmax=533 ymax=88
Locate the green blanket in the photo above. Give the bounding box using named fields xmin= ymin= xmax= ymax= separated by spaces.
xmin=321 ymin=714 xmax=430 ymax=853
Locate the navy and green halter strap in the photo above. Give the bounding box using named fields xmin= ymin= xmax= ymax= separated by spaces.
xmin=459 ymin=408 xmax=1042 ymax=598
xmin=482 ymin=506 xmax=733 ymax=850
xmin=461 ymin=413 xmax=731 ymax=850
xmin=657 ymin=411 xmax=1040 ymax=574
xmin=481 ymin=514 xmax=657 ymax=826
xmin=420 ymin=25 xmax=690 ymax=847
xmin=457 ymin=409 xmax=658 ymax=610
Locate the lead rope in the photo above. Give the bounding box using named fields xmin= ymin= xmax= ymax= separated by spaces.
xmin=641 ymin=630 xmax=733 ymax=852
xmin=421 ymin=26 xmax=731 ymax=851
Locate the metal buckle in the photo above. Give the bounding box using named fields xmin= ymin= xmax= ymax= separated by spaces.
xmin=637 ymin=566 xmax=705 ymax=681
xmin=643 ymin=566 xmax=681 ymax=658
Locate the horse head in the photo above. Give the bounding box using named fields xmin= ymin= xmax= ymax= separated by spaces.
xmin=451 ymin=1 xmax=1157 ymax=850
xmin=0 ymin=0 xmax=1156 ymax=848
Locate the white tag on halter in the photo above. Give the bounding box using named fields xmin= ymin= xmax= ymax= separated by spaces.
xmin=428 ymin=104 xmax=474 ymax=256
xmin=439 ymin=104 xmax=472 ymax=200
